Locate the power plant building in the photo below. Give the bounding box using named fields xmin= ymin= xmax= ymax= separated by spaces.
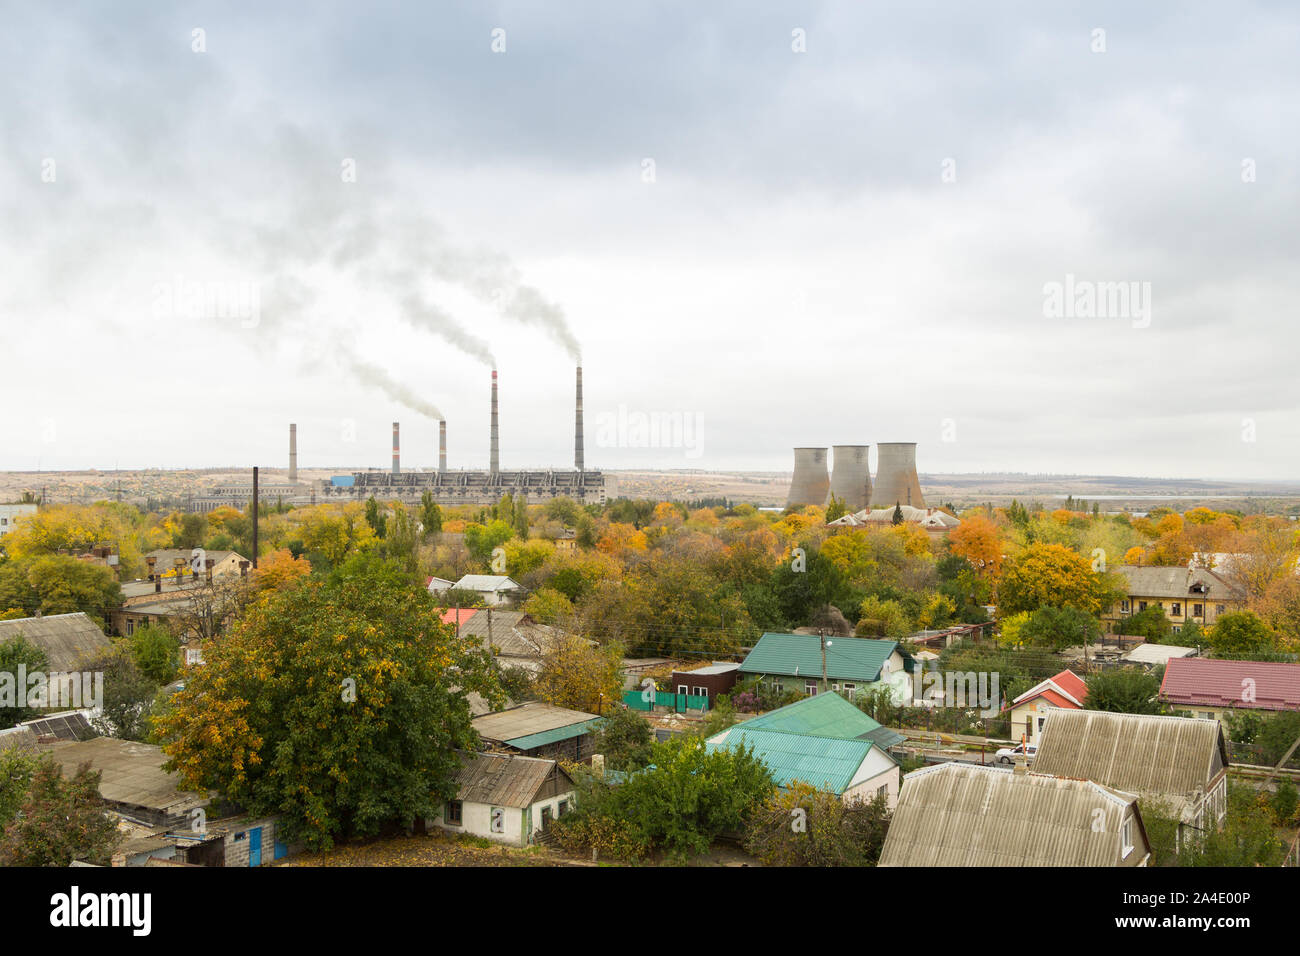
xmin=787 ymin=442 xmax=927 ymax=512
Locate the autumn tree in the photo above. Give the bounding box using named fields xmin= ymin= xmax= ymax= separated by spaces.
xmin=1209 ymin=611 xmax=1277 ymax=659
xmin=533 ymin=635 xmax=625 ymax=714
xmin=156 ymin=559 xmax=504 ymax=850
xmin=744 ymin=782 xmax=890 ymax=866
xmin=0 ymin=759 xmax=120 ymax=866
xmin=948 ymin=513 xmax=1005 ymax=580
xmin=996 ymin=542 xmax=1113 ymax=616
xmin=0 ymin=555 xmax=122 ymax=628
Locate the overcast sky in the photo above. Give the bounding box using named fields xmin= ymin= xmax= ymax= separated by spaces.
xmin=2 ymin=2 xmax=1297 ymax=480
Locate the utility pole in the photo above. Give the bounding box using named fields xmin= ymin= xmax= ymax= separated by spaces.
xmin=252 ymin=466 xmax=259 ymax=568
xmin=820 ymin=628 xmax=828 ymax=693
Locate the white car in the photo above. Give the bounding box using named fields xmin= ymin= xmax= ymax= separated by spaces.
xmin=994 ymin=742 xmax=1036 ymax=765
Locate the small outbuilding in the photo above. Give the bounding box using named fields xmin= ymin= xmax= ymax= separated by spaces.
xmin=428 ymin=751 xmax=577 ymax=847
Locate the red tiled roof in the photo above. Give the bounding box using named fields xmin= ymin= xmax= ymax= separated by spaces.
xmin=439 ymin=608 xmax=479 ymax=627
xmin=1160 ymin=657 xmax=1300 ymax=712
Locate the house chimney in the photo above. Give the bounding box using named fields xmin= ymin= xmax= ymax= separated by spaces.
xmin=439 ymin=420 xmax=447 ymax=473
xmin=146 ymin=555 xmax=156 ymax=581
xmin=392 ymin=422 xmax=400 ymax=476
xmin=490 ymin=369 xmax=499 ymax=475
xmin=575 ymin=365 xmax=584 ymax=472
xmin=289 ymin=423 xmax=298 ymax=483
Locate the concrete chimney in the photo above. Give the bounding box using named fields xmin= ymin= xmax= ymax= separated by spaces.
xmin=439 ymin=420 xmax=447 ymax=473
xmin=871 ymin=442 xmax=925 ymax=509
xmin=289 ymin=423 xmax=298 ymax=483
xmin=575 ymin=366 xmax=584 ymax=472
xmin=786 ymin=448 xmax=831 ymax=509
xmin=490 ymin=369 xmax=500 ymax=475
xmin=392 ymin=422 xmax=400 ymax=476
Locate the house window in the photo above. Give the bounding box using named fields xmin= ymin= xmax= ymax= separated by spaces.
xmin=1199 ymin=711 xmax=1214 ymax=720
xmin=1122 ymin=818 xmax=1134 ymax=858
xmin=445 ymin=800 xmax=463 ymax=826
xmin=677 ymin=684 xmax=688 ymax=696
xmin=1121 ymin=600 xmax=1130 ymax=613
xmin=489 ymin=807 xmax=505 ymax=833
xmin=842 ymin=682 xmax=857 ymax=700
xmin=558 ymin=799 xmax=569 ymax=817
xmin=1216 ymin=605 xmax=1225 ymax=615
xmin=692 ymin=686 xmax=707 ymax=697
xmin=1138 ymin=601 xmax=1147 ymax=611
xmin=804 ymin=682 xmax=818 ymax=696
xmin=1193 ymin=603 xmax=1204 ymax=617
xmin=1170 ymin=603 xmax=1181 ymax=616
xmin=877 ymin=784 xmax=888 ymax=799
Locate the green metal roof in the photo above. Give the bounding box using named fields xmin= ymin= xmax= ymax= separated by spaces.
xmin=739 ymin=633 xmax=901 ymax=683
xmin=503 ymin=718 xmax=603 ymax=751
xmin=741 ymin=692 xmax=905 ymax=748
xmin=706 ymin=728 xmax=874 ymax=795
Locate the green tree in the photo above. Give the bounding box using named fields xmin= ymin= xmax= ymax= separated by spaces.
xmin=0 ymin=634 xmax=51 ymax=723
xmin=419 ymin=491 xmax=443 ymax=538
xmin=0 ymin=556 xmax=122 ymax=628
xmin=891 ymin=503 xmax=904 ymax=525
xmin=0 ymin=759 xmax=121 ymax=866
xmin=745 ymin=782 xmax=890 ymax=866
xmin=996 ymin=542 xmax=1111 ymax=616
xmin=363 ymin=496 xmax=388 ymax=539
xmin=1209 ymin=611 xmax=1276 ymax=658
xmin=1084 ymin=667 xmax=1162 ymax=714
xmin=513 ymin=493 xmax=530 ymax=539
xmin=155 ymin=559 xmax=505 ymax=851
xmin=1019 ymin=606 xmax=1102 ymax=652
xmin=88 ymin=642 xmax=162 ymax=741
xmin=589 ymin=705 xmax=654 ymax=771
xmin=1121 ymin=605 xmax=1172 ymax=642
xmin=463 ymin=520 xmax=515 ymax=565
xmin=130 ymin=624 xmax=179 ymax=685
xmin=826 ymin=495 xmax=847 ymax=523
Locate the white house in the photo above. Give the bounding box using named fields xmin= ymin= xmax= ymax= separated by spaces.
xmin=0 ymin=503 xmax=37 ymax=538
xmin=428 ymin=751 xmax=577 ymax=847
xmin=450 ymin=574 xmax=524 ymax=606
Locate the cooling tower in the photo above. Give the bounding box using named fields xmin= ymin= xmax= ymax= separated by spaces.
xmin=289 ymin=423 xmax=298 ymax=483
xmin=830 ymin=445 xmax=872 ymax=511
xmin=439 ymin=420 xmax=447 ymax=472
xmin=871 ymin=442 xmax=925 ymax=509
xmin=575 ymin=366 xmax=584 ymax=472
xmin=392 ymin=422 xmax=400 ymax=476
xmin=786 ymin=447 xmax=831 ymax=508
xmin=490 ymin=369 xmax=500 ymax=474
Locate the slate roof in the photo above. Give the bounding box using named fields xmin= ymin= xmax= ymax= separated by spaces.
xmin=472 ymin=702 xmax=600 ymax=750
xmin=1124 ymin=643 xmax=1198 ymax=665
xmin=1033 ymin=710 xmax=1228 ymax=805
xmin=1160 ymin=657 xmax=1300 ymax=712
xmin=0 ymin=612 xmax=110 ymax=671
xmin=879 ymin=762 xmax=1148 ymax=867
xmin=739 ymin=633 xmax=905 ymax=683
xmin=453 ymin=575 xmax=522 ymax=593
xmin=451 ymin=751 xmax=572 ymax=809
xmin=1116 ymin=565 xmax=1242 ymax=601
xmin=42 ymin=737 xmax=209 ymax=815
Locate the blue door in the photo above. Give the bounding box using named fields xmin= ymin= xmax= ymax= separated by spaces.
xmin=249 ymin=827 xmax=262 ymax=867
xmin=274 ymin=840 xmax=287 ymax=861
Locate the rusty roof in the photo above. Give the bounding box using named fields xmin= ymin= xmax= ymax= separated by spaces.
xmin=879 ymin=762 xmax=1149 ymax=867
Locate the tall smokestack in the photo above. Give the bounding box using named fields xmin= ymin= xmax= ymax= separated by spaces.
xmin=289 ymin=423 xmax=298 ymax=483
xmin=439 ymin=420 xmax=447 ymax=472
xmin=392 ymin=422 xmax=400 ymax=476
xmin=575 ymin=366 xmax=584 ymax=472
xmin=490 ymin=369 xmax=499 ymax=475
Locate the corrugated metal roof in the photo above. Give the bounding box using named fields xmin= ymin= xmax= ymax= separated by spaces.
xmin=1160 ymin=657 xmax=1300 ymax=711
xmin=739 ymin=633 xmax=900 ymax=683
xmin=1117 ymin=565 xmax=1241 ymax=601
xmin=741 ymin=691 xmax=899 ymax=745
xmin=454 ymin=575 xmax=522 ymax=592
xmin=452 ymin=751 xmax=570 ymax=808
xmin=879 ymin=762 xmax=1148 ymax=867
xmin=1033 ymin=710 xmax=1228 ymax=802
xmin=502 ymin=719 xmax=603 ymax=752
xmin=0 ymin=612 xmax=110 ymax=672
xmin=42 ymin=737 xmax=209 ymax=814
xmin=706 ymin=727 xmax=873 ymax=794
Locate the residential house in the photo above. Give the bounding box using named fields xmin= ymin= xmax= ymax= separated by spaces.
xmin=428 ymin=750 xmax=576 ymax=847
xmin=738 ymin=632 xmax=913 ymax=700
xmin=459 ymin=609 xmax=576 ymax=678
xmin=1159 ymin=657 xmax=1300 ymax=724
xmin=879 ymin=761 xmax=1151 ymax=867
xmin=827 ymin=505 xmax=960 ymax=535
xmin=706 ymin=693 xmax=904 ymax=807
xmin=671 ymin=662 xmax=741 ymax=707
xmin=144 ymin=548 xmax=248 ymax=580
xmin=1033 ymin=710 xmax=1230 ymax=843
xmin=450 ymin=574 xmax=524 ymax=606
xmin=1007 ymin=669 xmax=1088 ymax=746
xmin=426 ymin=576 xmax=457 ymax=594
xmin=0 ymin=612 xmax=110 ymax=672
xmin=472 ymin=701 xmax=602 ymax=762
xmin=1103 ymin=565 xmax=1245 ymax=635
xmin=0 ymin=502 xmax=38 ymax=538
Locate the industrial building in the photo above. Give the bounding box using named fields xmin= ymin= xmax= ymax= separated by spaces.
xmin=324 ymin=367 xmax=612 ymax=506
xmin=787 ymin=442 xmax=925 ymax=510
